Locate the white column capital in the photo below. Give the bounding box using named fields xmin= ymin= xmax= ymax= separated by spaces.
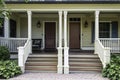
xmin=58 ymin=11 xmax=62 ymax=15
xmin=64 ymin=11 xmax=68 ymax=16
xmin=95 ymin=10 xmax=100 ymax=16
xmin=27 ymin=10 xmax=32 ymax=15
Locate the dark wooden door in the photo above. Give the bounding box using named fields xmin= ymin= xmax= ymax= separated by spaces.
xmin=45 ymin=22 xmax=56 ymax=49
xmin=69 ymin=22 xmax=80 ymax=49
xmin=10 ymin=19 xmax=16 ymax=38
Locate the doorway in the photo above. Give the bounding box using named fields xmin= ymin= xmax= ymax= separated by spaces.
xmin=45 ymin=22 xmax=56 ymax=50
xmin=69 ymin=22 xmax=80 ymax=49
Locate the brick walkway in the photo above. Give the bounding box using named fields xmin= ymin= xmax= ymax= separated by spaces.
xmin=9 ymin=72 xmax=109 ymax=80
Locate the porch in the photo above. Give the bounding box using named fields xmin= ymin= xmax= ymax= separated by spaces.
xmin=0 ymin=10 xmax=120 ymax=74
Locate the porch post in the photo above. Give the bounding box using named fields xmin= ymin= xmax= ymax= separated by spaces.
xmin=4 ymin=16 xmax=9 ymax=38
xmin=95 ymin=10 xmax=100 ymax=54
xmin=63 ymin=11 xmax=69 ymax=74
xmin=57 ymin=11 xmax=63 ymax=74
xmin=27 ymin=10 xmax=32 ymax=53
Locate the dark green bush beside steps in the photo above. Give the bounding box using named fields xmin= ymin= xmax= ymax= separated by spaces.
xmin=0 ymin=46 xmax=10 ymax=60
xmin=0 ymin=46 xmax=22 ymax=79
xmin=102 ymin=54 xmax=120 ymax=80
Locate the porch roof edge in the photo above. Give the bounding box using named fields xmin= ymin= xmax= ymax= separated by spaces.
xmin=5 ymin=1 xmax=120 ymax=4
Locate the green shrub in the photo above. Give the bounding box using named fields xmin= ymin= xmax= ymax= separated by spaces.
xmin=0 ymin=46 xmax=10 ymax=60
xmin=0 ymin=60 xmax=22 ymax=79
xmin=102 ymin=54 xmax=120 ymax=80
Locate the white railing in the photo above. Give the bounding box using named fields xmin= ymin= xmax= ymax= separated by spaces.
xmin=18 ymin=39 xmax=31 ymax=73
xmin=0 ymin=37 xmax=27 ymax=52
xmin=96 ymin=39 xmax=110 ymax=68
xmin=100 ymin=38 xmax=120 ymax=53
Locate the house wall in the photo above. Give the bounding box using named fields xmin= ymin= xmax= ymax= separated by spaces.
xmin=81 ymin=14 xmax=120 ymax=49
xmin=19 ymin=14 xmax=60 ymax=49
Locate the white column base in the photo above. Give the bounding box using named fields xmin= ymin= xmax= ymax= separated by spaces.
xmin=64 ymin=47 xmax=69 ymax=74
xmin=57 ymin=47 xmax=63 ymax=74
xmin=64 ymin=66 xmax=69 ymax=74
xmin=20 ymin=66 xmax=25 ymax=73
xmin=94 ymin=40 xmax=97 ymax=54
xmin=30 ymin=39 xmax=32 ymax=54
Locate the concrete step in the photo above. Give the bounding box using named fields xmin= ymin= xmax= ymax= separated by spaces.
xmin=70 ymin=62 xmax=102 ymax=67
xmin=26 ymin=62 xmax=57 ymax=66
xmin=25 ymin=66 xmax=57 ymax=71
xmin=25 ymin=70 xmax=57 ymax=73
xmin=27 ymin=57 xmax=57 ymax=61
xmin=69 ymin=55 xmax=99 ymax=58
xmin=69 ymin=58 xmax=101 ymax=62
xmin=28 ymin=54 xmax=57 ymax=58
xmin=70 ymin=66 xmax=102 ymax=69
xmin=70 ymin=68 xmax=102 ymax=72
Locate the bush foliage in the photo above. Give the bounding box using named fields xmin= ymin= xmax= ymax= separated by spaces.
xmin=0 ymin=60 xmax=22 ymax=79
xmin=0 ymin=46 xmax=10 ymax=60
xmin=102 ymin=54 xmax=120 ymax=80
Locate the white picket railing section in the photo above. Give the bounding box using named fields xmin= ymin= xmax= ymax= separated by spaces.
xmin=18 ymin=39 xmax=31 ymax=73
xmin=0 ymin=37 xmax=27 ymax=52
xmin=100 ymin=38 xmax=120 ymax=53
xmin=96 ymin=39 xmax=110 ymax=68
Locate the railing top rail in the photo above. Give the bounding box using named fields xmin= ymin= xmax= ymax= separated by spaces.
xmin=99 ymin=38 xmax=120 ymax=40
xmin=0 ymin=37 xmax=28 ymax=40
xmin=23 ymin=39 xmax=30 ymax=48
xmin=97 ymin=39 xmax=104 ymax=49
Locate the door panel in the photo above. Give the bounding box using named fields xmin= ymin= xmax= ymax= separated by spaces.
xmin=45 ymin=22 xmax=56 ymax=49
xmin=69 ymin=22 xmax=80 ymax=49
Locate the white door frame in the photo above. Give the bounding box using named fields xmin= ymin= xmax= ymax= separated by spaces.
xmin=43 ymin=21 xmax=57 ymax=49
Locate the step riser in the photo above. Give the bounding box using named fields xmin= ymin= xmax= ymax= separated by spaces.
xmin=25 ymin=70 xmax=57 ymax=73
xmin=26 ymin=67 xmax=57 ymax=71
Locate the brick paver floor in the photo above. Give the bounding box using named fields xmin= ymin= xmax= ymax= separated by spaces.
xmin=9 ymin=72 xmax=109 ymax=80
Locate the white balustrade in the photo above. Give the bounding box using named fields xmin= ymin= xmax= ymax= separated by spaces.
xmin=96 ymin=39 xmax=110 ymax=68
xmin=0 ymin=37 xmax=27 ymax=52
xmin=100 ymin=38 xmax=120 ymax=53
xmin=18 ymin=39 xmax=31 ymax=73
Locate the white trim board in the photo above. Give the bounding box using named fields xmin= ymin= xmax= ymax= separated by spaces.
xmin=4 ymin=9 xmax=120 ymax=12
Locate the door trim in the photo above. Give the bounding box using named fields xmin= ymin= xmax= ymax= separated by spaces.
xmin=43 ymin=21 xmax=57 ymax=49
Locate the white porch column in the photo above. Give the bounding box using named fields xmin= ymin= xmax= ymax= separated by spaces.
xmin=57 ymin=11 xmax=63 ymax=74
xmin=27 ymin=10 xmax=32 ymax=53
xmin=4 ymin=16 xmax=9 ymax=38
xmin=64 ymin=11 xmax=69 ymax=74
xmin=95 ymin=10 xmax=100 ymax=54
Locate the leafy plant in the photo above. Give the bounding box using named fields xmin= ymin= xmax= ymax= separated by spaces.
xmin=102 ymin=54 xmax=120 ymax=80
xmin=0 ymin=60 xmax=22 ymax=79
xmin=0 ymin=46 xmax=10 ymax=60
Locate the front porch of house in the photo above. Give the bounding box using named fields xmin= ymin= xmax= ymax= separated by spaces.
xmin=0 ymin=9 xmax=120 ymax=74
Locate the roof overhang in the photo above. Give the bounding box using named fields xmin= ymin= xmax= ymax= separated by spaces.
xmin=5 ymin=1 xmax=120 ymax=4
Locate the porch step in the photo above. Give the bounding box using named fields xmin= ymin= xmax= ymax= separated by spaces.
xmin=69 ymin=54 xmax=102 ymax=73
xmin=25 ymin=70 xmax=57 ymax=73
xmin=25 ymin=54 xmax=57 ymax=73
